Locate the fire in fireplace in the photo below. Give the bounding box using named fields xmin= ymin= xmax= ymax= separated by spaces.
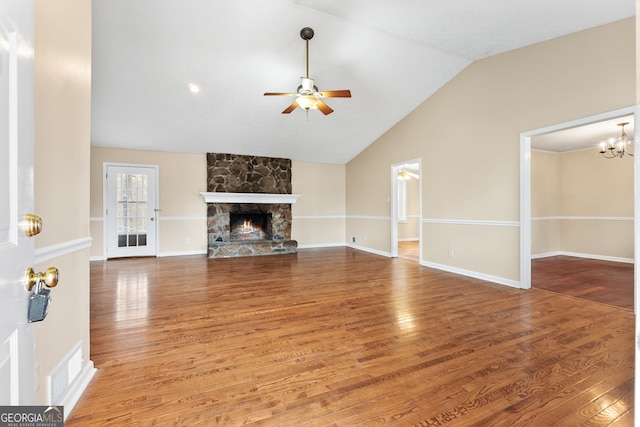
xmin=229 ymin=213 xmax=272 ymax=241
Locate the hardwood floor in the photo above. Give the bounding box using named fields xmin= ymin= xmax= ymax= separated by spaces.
xmin=398 ymin=241 xmax=419 ymax=263
xmin=532 ymin=256 xmax=634 ymax=311
xmin=67 ymin=248 xmax=634 ymax=426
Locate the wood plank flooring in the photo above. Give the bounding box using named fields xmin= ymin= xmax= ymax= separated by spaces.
xmin=532 ymin=256 xmax=633 ymax=311
xmin=67 ymin=248 xmax=634 ymax=426
xmin=398 ymin=241 xmax=419 ymax=263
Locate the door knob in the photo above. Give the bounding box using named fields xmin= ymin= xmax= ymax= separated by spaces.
xmin=21 ymin=213 xmax=42 ymax=237
xmin=25 ymin=267 xmax=59 ymax=291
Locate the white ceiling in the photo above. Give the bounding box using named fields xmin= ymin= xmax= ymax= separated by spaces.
xmin=532 ymin=115 xmax=635 ymax=153
xmin=91 ymin=0 xmax=635 ymax=164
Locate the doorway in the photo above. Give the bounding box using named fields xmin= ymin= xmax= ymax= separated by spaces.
xmin=520 ymin=106 xmax=636 ymax=310
xmin=391 ymin=159 xmax=421 ymax=261
xmin=104 ymin=164 xmax=159 ymax=258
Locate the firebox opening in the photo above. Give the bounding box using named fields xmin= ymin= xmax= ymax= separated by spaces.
xmin=229 ymin=213 xmax=272 ymax=241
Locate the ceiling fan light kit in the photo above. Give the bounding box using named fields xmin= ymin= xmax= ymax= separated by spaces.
xmin=599 ymin=122 xmax=634 ymax=159
xmin=264 ymin=27 xmax=351 ymax=115
xmin=398 ymin=169 xmax=419 ymax=180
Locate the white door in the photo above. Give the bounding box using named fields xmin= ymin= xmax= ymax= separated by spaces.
xmin=105 ymin=165 xmax=158 ymax=258
xmin=0 ymin=0 xmax=37 ymax=404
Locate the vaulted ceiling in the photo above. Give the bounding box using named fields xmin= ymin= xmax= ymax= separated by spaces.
xmin=91 ymin=0 xmax=635 ymax=164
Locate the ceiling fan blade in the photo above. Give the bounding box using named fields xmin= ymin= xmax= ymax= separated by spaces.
xmin=318 ymin=90 xmax=351 ymax=98
xmin=282 ymin=101 xmax=299 ymax=114
xmin=316 ymin=100 xmax=334 ymax=115
xmin=264 ymin=92 xmax=296 ymax=96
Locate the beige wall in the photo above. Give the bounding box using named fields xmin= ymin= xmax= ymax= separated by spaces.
xmin=34 ymin=0 xmax=92 ymax=405
xmin=532 ymin=148 xmax=633 ymax=260
xmin=346 ymin=18 xmax=635 ymax=285
xmin=291 ymin=161 xmax=346 ymax=247
xmin=90 ymin=149 xmax=347 ymax=257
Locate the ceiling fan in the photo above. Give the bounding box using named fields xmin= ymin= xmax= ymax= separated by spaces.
xmin=264 ymin=27 xmax=351 ymax=115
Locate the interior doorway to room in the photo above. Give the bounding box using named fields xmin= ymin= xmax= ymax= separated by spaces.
xmin=391 ymin=160 xmax=421 ymax=262
xmin=520 ymin=106 xmax=636 ymax=312
xmin=104 ymin=164 xmax=159 ymax=258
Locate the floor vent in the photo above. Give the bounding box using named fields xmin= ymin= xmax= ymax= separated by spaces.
xmin=49 ymin=342 xmax=83 ymax=404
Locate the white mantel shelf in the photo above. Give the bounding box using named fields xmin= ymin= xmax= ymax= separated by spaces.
xmin=200 ymin=192 xmax=301 ymax=204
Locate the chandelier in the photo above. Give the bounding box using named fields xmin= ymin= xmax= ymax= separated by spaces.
xmin=599 ymin=122 xmax=634 ymax=159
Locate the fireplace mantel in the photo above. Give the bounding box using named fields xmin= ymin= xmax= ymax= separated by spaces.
xmin=200 ymin=192 xmax=301 ymax=204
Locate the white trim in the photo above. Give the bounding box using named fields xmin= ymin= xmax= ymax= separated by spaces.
xmin=60 ymin=362 xmax=96 ymax=421
xmin=399 ymin=237 xmax=419 ymax=242
xmin=158 ymin=250 xmax=208 ymax=257
xmin=293 ymin=215 xmax=345 ymax=220
xmin=346 ymin=215 xmax=391 ymax=221
xmin=89 ymin=255 xmax=106 ymax=262
xmin=34 ymin=237 xmax=92 ymax=264
xmin=422 ymin=218 xmax=519 ymax=227
xmin=532 ymin=251 xmax=633 ymax=264
xmin=420 ymin=260 xmax=520 ymax=289
xmin=532 ymin=216 xmax=633 ymax=221
xmin=297 ymin=243 xmax=346 ymax=249
xmin=200 ymin=192 xmax=301 ymax=204
xmin=159 ymin=216 xmax=207 ymax=221
xmin=634 ymin=104 xmax=640 ymax=427
xmin=91 ymin=216 xmax=207 ymax=222
xmin=346 ymin=243 xmax=391 ymax=258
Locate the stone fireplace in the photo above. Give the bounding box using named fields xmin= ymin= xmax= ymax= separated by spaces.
xmin=201 ymin=154 xmax=300 ymax=258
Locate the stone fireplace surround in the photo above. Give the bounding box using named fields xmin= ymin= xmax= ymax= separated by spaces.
xmin=202 ymin=154 xmax=300 ymax=258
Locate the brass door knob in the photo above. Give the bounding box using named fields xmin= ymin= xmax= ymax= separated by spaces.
xmin=25 ymin=267 xmax=59 ymax=291
xmin=21 ymin=214 xmax=42 ymax=237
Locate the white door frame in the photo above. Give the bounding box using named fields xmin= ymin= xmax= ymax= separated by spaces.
xmin=103 ymin=162 xmax=159 ymax=258
xmin=390 ymin=158 xmax=422 ymax=259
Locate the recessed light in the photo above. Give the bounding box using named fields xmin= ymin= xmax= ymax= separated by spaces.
xmin=188 ymin=83 xmax=200 ymax=93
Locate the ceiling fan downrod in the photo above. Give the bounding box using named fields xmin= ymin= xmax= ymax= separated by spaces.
xmin=300 ymin=27 xmax=314 ymax=78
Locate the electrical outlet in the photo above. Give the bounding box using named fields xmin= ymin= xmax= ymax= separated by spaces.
xmin=184 ymin=237 xmax=190 ymax=245
xmin=351 ymin=236 xmax=356 ymax=243
xmin=448 ymin=249 xmax=454 ymax=258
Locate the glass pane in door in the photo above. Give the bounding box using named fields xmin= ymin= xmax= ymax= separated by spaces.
xmin=116 ymin=173 xmax=148 ymax=248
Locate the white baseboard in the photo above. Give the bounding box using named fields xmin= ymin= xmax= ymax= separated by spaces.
xmin=297 ymin=243 xmax=346 ymax=249
xmin=398 ymin=238 xmax=419 ymax=242
xmin=158 ymin=250 xmax=208 ymax=257
xmin=420 ymin=260 xmax=521 ymax=289
xmin=61 ymin=361 xmax=96 ymax=420
xmin=346 ymin=243 xmax=392 ymax=258
xmin=532 ymin=251 xmax=633 ymax=264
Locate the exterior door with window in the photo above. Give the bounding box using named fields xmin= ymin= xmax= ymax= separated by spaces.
xmin=0 ymin=0 xmax=37 ymax=404
xmin=106 ymin=165 xmax=158 ymax=258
